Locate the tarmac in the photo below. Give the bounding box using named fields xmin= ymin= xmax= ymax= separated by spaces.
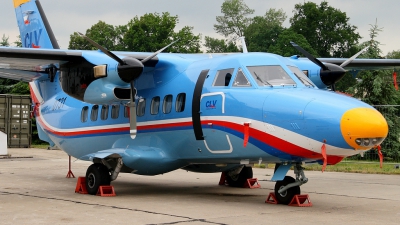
xmin=0 ymin=148 xmax=399 ymax=225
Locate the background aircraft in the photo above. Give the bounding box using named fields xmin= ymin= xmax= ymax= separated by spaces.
xmin=0 ymin=0 xmax=398 ymax=205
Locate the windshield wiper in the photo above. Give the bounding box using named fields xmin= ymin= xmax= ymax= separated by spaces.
xmin=254 ymin=72 xmax=272 ymax=87
xmin=294 ymin=73 xmax=314 ymax=87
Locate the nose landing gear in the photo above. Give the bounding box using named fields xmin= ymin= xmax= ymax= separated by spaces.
xmin=274 ymin=163 xmax=308 ymax=205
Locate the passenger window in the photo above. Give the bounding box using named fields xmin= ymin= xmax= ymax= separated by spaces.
xmin=151 ymin=96 xmax=160 ymax=115
xmin=101 ymin=105 xmax=109 ymax=120
xmin=175 ymin=93 xmax=186 ymax=112
xmin=137 ymin=98 xmax=146 ymax=117
xmin=213 ymin=68 xmax=234 ymax=86
xmin=163 ymin=95 xmax=173 ymax=114
xmin=232 ymin=68 xmax=251 ymax=87
xmin=90 ymin=105 xmax=99 ymax=121
xmin=111 ymin=105 xmax=120 ymax=119
xmin=81 ymin=106 xmax=88 ymax=122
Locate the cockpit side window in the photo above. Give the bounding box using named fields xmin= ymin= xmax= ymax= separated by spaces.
xmin=288 ymin=66 xmax=315 ymax=87
xmin=213 ymin=68 xmax=234 ymax=86
xmin=232 ymin=68 xmax=251 ymax=87
xmin=247 ymin=65 xmax=296 ymax=86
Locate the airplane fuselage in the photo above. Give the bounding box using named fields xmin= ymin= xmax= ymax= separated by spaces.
xmin=30 ymin=52 xmax=387 ymax=175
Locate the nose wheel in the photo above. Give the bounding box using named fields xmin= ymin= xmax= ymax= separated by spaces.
xmin=274 ymin=176 xmax=300 ymax=204
xmin=273 ymin=163 xmax=308 ymax=205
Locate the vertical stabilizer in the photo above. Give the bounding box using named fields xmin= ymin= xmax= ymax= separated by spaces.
xmin=13 ymin=0 xmax=59 ymax=49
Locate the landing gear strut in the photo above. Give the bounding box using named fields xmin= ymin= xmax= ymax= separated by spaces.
xmin=274 ymin=163 xmax=308 ymax=205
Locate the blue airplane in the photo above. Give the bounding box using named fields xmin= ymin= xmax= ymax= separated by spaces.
xmin=0 ymin=0 xmax=398 ymax=205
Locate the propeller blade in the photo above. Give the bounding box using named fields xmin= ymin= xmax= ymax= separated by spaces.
xmin=331 ymin=83 xmax=336 ymax=92
xmin=78 ymin=32 xmax=126 ymax=65
xmin=129 ymin=80 xmax=137 ymax=139
xmin=141 ymin=39 xmax=180 ymax=64
xmin=290 ymin=41 xmax=329 ymax=71
xmin=339 ymin=46 xmax=369 ymax=68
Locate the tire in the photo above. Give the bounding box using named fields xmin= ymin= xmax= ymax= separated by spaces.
xmin=85 ymin=163 xmax=111 ymax=195
xmin=274 ymin=176 xmax=300 ymax=205
xmin=226 ymin=166 xmax=253 ymax=187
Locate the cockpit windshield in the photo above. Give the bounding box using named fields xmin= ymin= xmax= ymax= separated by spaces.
xmin=247 ymin=65 xmax=296 ymax=86
xmin=288 ymin=66 xmax=315 ymax=87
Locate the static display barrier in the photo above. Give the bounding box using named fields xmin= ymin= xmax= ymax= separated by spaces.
xmin=0 ymin=95 xmax=32 ymax=148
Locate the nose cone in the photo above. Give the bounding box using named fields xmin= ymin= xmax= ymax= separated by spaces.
xmin=341 ymin=107 xmax=388 ymax=150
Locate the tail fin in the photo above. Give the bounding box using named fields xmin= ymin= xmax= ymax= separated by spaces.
xmin=13 ymin=0 xmax=59 ymax=49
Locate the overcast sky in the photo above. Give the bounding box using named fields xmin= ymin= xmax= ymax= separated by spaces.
xmin=1 ymin=0 xmax=399 ymax=55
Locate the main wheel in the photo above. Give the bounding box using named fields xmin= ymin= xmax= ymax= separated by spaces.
xmin=274 ymin=176 xmax=300 ymax=205
xmin=226 ymin=166 xmax=253 ymax=187
xmin=85 ymin=163 xmax=111 ymax=195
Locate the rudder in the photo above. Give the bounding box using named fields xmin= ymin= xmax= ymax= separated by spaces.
xmin=13 ymin=0 xmax=59 ymax=49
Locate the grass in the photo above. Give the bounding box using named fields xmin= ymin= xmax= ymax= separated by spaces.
xmin=254 ymin=161 xmax=400 ymax=175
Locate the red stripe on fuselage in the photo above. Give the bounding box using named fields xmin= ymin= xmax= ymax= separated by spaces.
xmin=36 ymin=115 xmax=343 ymax=163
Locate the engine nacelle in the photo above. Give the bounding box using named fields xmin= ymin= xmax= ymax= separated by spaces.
xmin=59 ymin=57 xmax=131 ymax=104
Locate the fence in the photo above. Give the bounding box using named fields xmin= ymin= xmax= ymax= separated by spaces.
xmin=346 ymin=105 xmax=400 ymax=163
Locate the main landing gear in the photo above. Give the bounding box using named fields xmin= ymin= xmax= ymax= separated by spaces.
xmin=274 ymin=163 xmax=308 ymax=205
xmin=85 ymin=158 xmax=123 ymax=195
xmin=226 ymin=166 xmax=253 ymax=187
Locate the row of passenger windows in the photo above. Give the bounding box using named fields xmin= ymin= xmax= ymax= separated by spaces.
xmin=80 ymin=93 xmax=186 ymax=122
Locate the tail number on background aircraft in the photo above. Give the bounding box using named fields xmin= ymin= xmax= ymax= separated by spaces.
xmin=24 ymin=29 xmax=42 ymax=48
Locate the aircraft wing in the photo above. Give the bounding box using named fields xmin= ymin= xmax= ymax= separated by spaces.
xmin=0 ymin=47 xmax=158 ymax=82
xmin=0 ymin=47 xmax=83 ymax=81
xmin=318 ymin=58 xmax=400 ymax=70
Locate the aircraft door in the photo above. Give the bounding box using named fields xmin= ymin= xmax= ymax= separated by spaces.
xmin=200 ymin=92 xmax=232 ymax=153
xmin=192 ymin=69 xmax=232 ymax=153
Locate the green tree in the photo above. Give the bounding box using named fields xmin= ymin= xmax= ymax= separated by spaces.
xmin=0 ymin=34 xmax=10 ymax=46
xmin=14 ymin=35 xmax=22 ymax=47
xmin=9 ymin=81 xmax=30 ymax=95
xmin=69 ymin=21 xmax=117 ymax=50
xmin=348 ymin=22 xmax=400 ymax=160
xmin=122 ymin=12 xmax=200 ymax=53
xmin=244 ymin=9 xmax=286 ymax=52
xmin=214 ymin=0 xmax=254 ymax=40
xmin=290 ymin=1 xmax=360 ymax=57
xmin=386 ymin=50 xmax=400 ymax=59
xmin=203 ymin=36 xmax=240 ymax=53
xmin=267 ymin=29 xmax=317 ymax=57
xmin=69 ymin=32 xmax=92 ymax=50
xmin=170 ymin=26 xmax=201 ymax=53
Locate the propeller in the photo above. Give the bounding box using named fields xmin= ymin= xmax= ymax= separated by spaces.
xmin=78 ymin=32 xmax=178 ymax=139
xmin=290 ymin=41 xmax=368 ymax=91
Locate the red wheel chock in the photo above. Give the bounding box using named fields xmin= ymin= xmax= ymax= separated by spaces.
xmin=96 ymin=185 xmax=116 ymax=197
xmin=265 ymin=193 xmax=312 ymax=206
xmin=75 ymin=177 xmax=88 ymax=194
xmin=243 ymin=178 xmax=261 ymax=188
xmin=218 ymin=172 xmax=227 ymax=185
xmin=288 ymin=194 xmax=312 ymax=207
xmin=265 ymin=192 xmax=278 ymax=204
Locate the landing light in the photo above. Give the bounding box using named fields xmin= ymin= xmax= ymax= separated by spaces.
xmin=355 ymin=137 xmax=383 ymax=147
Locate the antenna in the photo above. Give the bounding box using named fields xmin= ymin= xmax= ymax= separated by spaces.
xmin=239 ymin=37 xmax=248 ymax=53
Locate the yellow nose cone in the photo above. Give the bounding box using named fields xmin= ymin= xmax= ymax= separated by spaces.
xmin=340 ymin=107 xmax=388 ymax=150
